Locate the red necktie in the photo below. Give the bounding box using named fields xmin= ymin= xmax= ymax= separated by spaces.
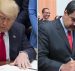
xmin=67 ymin=31 xmax=73 ymax=49
xmin=0 ymin=33 xmax=6 ymax=61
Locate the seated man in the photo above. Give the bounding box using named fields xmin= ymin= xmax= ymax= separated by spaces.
xmin=38 ymin=1 xmax=75 ymax=71
xmin=0 ymin=0 xmax=36 ymax=69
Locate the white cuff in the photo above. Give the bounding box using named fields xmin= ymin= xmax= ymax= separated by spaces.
xmin=59 ymin=64 xmax=64 ymax=71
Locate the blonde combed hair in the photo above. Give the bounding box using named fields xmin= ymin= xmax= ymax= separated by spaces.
xmin=0 ymin=0 xmax=19 ymax=20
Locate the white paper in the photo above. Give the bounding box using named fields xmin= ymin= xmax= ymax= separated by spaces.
xmin=0 ymin=60 xmax=37 ymax=71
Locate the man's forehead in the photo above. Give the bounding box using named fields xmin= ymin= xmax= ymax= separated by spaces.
xmin=44 ymin=9 xmax=49 ymax=12
xmin=0 ymin=11 xmax=6 ymax=16
xmin=0 ymin=11 xmax=9 ymax=19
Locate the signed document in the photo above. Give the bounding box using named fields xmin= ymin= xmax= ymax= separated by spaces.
xmin=0 ymin=60 xmax=37 ymax=71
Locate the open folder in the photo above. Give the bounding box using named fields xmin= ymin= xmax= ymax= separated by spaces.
xmin=0 ymin=60 xmax=37 ymax=71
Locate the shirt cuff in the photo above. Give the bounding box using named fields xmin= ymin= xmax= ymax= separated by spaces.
xmin=19 ymin=51 xmax=29 ymax=58
xmin=59 ymin=64 xmax=64 ymax=71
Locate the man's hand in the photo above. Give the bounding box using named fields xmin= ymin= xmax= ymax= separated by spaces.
xmin=10 ymin=52 xmax=31 ymax=69
xmin=60 ymin=60 xmax=75 ymax=71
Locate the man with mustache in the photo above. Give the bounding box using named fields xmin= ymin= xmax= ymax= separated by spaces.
xmin=38 ymin=1 xmax=75 ymax=71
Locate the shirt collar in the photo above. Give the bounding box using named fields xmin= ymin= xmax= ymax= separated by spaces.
xmin=0 ymin=31 xmax=8 ymax=36
xmin=60 ymin=17 xmax=68 ymax=36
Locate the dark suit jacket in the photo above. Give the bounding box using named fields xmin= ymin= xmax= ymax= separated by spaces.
xmin=8 ymin=22 xmax=36 ymax=62
xmin=39 ymin=19 xmax=50 ymax=25
xmin=38 ymin=18 xmax=75 ymax=71
xmin=15 ymin=0 xmax=31 ymax=40
xmin=16 ymin=0 xmax=30 ymax=26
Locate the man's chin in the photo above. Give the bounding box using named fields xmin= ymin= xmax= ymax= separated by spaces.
xmin=0 ymin=29 xmax=8 ymax=32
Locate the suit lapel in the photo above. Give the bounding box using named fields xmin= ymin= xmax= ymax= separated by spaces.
xmin=54 ymin=19 xmax=72 ymax=53
xmin=72 ymin=31 xmax=75 ymax=56
xmin=8 ymin=29 xmax=17 ymax=59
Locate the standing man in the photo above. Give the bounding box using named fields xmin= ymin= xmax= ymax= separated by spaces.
xmin=28 ymin=0 xmax=37 ymax=48
xmin=15 ymin=0 xmax=31 ymax=40
xmin=38 ymin=1 xmax=75 ymax=71
xmin=39 ymin=8 xmax=50 ymax=24
xmin=0 ymin=0 xmax=36 ymax=69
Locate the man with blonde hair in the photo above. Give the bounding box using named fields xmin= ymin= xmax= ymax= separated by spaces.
xmin=0 ymin=0 xmax=36 ymax=69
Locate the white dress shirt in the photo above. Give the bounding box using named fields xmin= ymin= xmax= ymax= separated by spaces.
xmin=3 ymin=32 xmax=10 ymax=60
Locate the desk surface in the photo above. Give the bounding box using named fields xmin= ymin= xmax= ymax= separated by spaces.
xmin=0 ymin=60 xmax=37 ymax=71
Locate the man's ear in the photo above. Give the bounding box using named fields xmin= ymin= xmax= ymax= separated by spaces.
xmin=64 ymin=10 xmax=68 ymax=16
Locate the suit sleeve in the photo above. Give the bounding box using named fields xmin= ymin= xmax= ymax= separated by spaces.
xmin=28 ymin=0 xmax=37 ymax=35
xmin=38 ymin=24 xmax=63 ymax=71
xmin=20 ymin=25 xmax=36 ymax=62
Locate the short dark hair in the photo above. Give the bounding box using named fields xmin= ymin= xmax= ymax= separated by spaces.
xmin=65 ymin=1 xmax=75 ymax=15
xmin=42 ymin=8 xmax=49 ymax=13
